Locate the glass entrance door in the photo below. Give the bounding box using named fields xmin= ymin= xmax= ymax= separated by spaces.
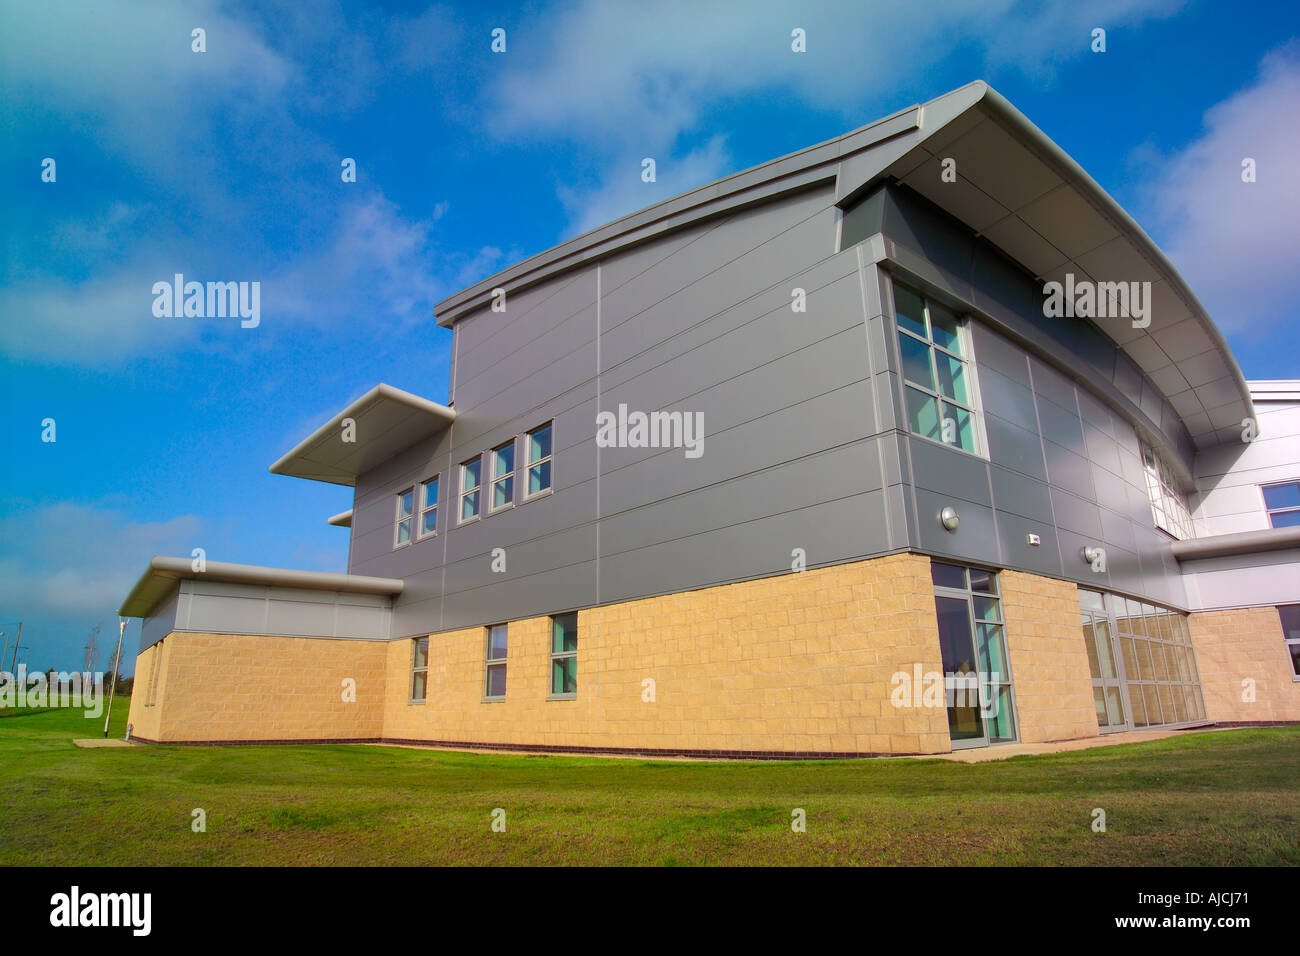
xmin=932 ymin=562 xmax=1018 ymax=749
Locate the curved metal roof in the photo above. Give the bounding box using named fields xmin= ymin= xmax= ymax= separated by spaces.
xmin=434 ymin=81 xmax=1252 ymax=449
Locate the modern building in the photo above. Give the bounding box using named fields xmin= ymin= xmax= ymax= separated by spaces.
xmin=121 ymin=81 xmax=1300 ymax=757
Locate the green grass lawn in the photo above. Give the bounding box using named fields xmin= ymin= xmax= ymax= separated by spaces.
xmin=1 ymin=699 xmax=1296 ymax=866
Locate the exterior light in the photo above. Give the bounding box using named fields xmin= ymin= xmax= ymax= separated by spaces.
xmin=1082 ymin=546 xmax=1103 ymax=564
xmin=939 ymin=506 xmax=960 ymax=532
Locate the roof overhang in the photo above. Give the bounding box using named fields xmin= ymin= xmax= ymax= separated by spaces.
xmin=270 ymin=384 xmax=455 ymax=486
xmin=119 ymin=556 xmax=404 ymax=618
xmin=434 ymin=81 xmax=1253 ymax=450
xmin=327 ymin=509 xmax=353 ymax=528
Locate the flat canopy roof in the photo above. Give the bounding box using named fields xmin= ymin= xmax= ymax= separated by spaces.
xmin=119 ymin=556 xmax=404 ymax=618
xmin=435 ymin=81 xmax=1253 ymax=450
xmin=270 ymin=383 xmax=455 ymax=486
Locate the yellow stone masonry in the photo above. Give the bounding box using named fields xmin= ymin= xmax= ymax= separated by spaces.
xmin=1189 ymin=606 xmax=1300 ymax=723
xmin=998 ymin=571 xmax=1099 ymax=743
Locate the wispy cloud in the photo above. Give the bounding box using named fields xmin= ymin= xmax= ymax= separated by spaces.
xmin=488 ymin=0 xmax=1182 ymax=235
xmin=1138 ymin=42 xmax=1300 ymax=339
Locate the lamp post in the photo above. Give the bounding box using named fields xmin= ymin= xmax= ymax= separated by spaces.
xmin=103 ymin=619 xmax=126 ymax=738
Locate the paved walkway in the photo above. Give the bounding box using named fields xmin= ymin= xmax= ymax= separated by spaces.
xmin=72 ymin=737 xmax=135 ymax=748
xmin=908 ymin=724 xmax=1219 ymax=763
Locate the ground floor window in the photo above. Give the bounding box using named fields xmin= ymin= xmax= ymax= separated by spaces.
xmin=1078 ymin=589 xmax=1205 ymax=729
xmin=410 ymin=637 xmax=428 ymax=702
xmin=550 ymin=612 xmax=577 ymax=697
xmin=1279 ymin=605 xmax=1300 ymax=679
xmin=485 ymin=624 xmax=507 ymax=699
xmin=931 ymin=561 xmax=1017 ymax=747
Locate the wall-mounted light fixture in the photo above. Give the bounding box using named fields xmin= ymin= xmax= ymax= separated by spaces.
xmin=939 ymin=506 xmax=960 ymax=532
xmin=1082 ymin=546 xmax=1103 ymax=564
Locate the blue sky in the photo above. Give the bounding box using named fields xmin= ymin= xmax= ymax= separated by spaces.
xmin=2 ymin=0 xmax=1298 ymax=674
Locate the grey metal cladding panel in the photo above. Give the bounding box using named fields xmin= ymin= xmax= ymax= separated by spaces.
xmin=865 ymin=313 xmax=892 ymax=377
xmin=840 ymin=184 xmax=887 ymax=248
xmin=597 ymin=491 xmax=891 ymax=607
xmin=1083 ymin=424 xmax=1122 ymax=479
xmin=1043 ymin=440 xmax=1096 ymax=500
xmin=988 ymin=465 xmax=1053 ymax=524
xmin=1028 ymin=356 xmax=1078 ymax=412
xmin=907 ymin=436 xmax=991 ymax=507
xmin=983 ymin=412 xmax=1047 ymax=480
xmin=599 ymin=439 xmax=883 ymax=559
xmin=1091 ymin=464 xmax=1131 ymax=516
xmin=1102 ymin=543 xmax=1142 ymax=596
xmin=139 ymin=586 xmax=180 ymax=653
xmin=1035 ymin=394 xmax=1086 ymax=457
xmin=265 ymin=599 xmax=340 ymax=637
xmin=882 ymin=184 xmax=978 ymax=283
xmin=977 ymin=366 xmax=1038 ymax=432
xmin=452 ymin=342 xmax=597 ymax=451
xmin=1050 ymin=486 xmax=1103 ymax=540
xmin=434 ymin=561 xmax=600 ymax=634
xmin=879 ymin=432 xmax=906 ymax=487
xmin=455 ymin=303 xmax=596 ymax=412
xmin=969 ymin=322 xmax=1031 ymax=387
xmin=995 ymin=515 xmax=1063 ymax=578
xmin=456 ymin=268 xmax=592 ymax=361
xmin=599 ymin=381 xmax=873 ymax=518
xmin=604 ymin=326 xmax=868 ymax=448
xmin=1076 ymin=387 xmax=1115 ymax=437
xmin=600 ymin=203 xmax=839 ymax=368
xmin=442 ymin=522 xmax=596 ymax=597
xmin=184 ymin=591 xmax=269 ymax=635
xmin=600 ymin=257 xmax=862 ymax=395
xmin=1056 ymin=527 xmax=1111 ymax=588
xmin=872 ymin=370 xmax=900 ymax=431
xmin=442 ymin=483 xmax=597 ymax=572
xmin=967 ymin=242 xmax=1043 ymax=331
xmin=912 ymin=488 xmax=1001 ymax=567
xmin=885 ymin=482 xmax=914 ymax=549
xmin=1098 ymin=507 xmax=1136 ymax=551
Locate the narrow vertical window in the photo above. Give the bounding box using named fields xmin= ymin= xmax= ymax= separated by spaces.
xmin=526 ymin=422 xmax=553 ymax=498
xmin=459 ymin=456 xmax=482 ymax=522
xmin=418 ymin=476 xmax=439 ymax=538
xmin=1141 ymin=445 xmax=1194 ymax=539
xmin=410 ymin=637 xmax=428 ymax=702
xmin=549 ymin=612 xmax=577 ymax=697
xmin=484 ymin=624 xmax=508 ymax=699
xmin=490 ymin=440 xmax=515 ymax=512
xmin=1280 ymin=605 xmax=1300 ymax=679
xmin=394 ymin=488 xmax=414 ymax=547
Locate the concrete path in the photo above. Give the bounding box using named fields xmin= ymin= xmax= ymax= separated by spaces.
xmin=908 ymin=724 xmax=1219 ymax=763
xmin=72 ymin=738 xmax=136 ymax=748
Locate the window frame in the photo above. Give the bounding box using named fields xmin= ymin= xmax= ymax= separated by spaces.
xmin=393 ymin=486 xmax=416 ymax=549
xmin=410 ymin=637 xmax=429 ymax=703
xmin=523 ymin=421 xmax=554 ymax=502
xmin=548 ymin=611 xmax=578 ymax=699
xmin=1261 ymin=481 xmax=1300 ymax=529
xmin=890 ymin=281 xmax=986 ymax=459
xmin=1141 ymin=445 xmax=1194 ymax=540
xmin=1279 ymin=604 xmax=1300 ymax=681
xmin=483 ymin=623 xmax=508 ymax=700
xmin=488 ymin=439 xmax=517 ymax=515
xmin=458 ymin=454 xmax=483 ymax=525
xmin=416 ymin=475 xmax=439 ymax=540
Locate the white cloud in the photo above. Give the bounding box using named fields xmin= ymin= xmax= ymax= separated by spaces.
xmin=1140 ymin=43 xmax=1300 ymax=338
xmin=0 ymin=503 xmax=200 ymax=617
xmin=489 ymin=0 xmax=1182 ymax=235
xmin=558 ymin=136 xmax=733 ymax=237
